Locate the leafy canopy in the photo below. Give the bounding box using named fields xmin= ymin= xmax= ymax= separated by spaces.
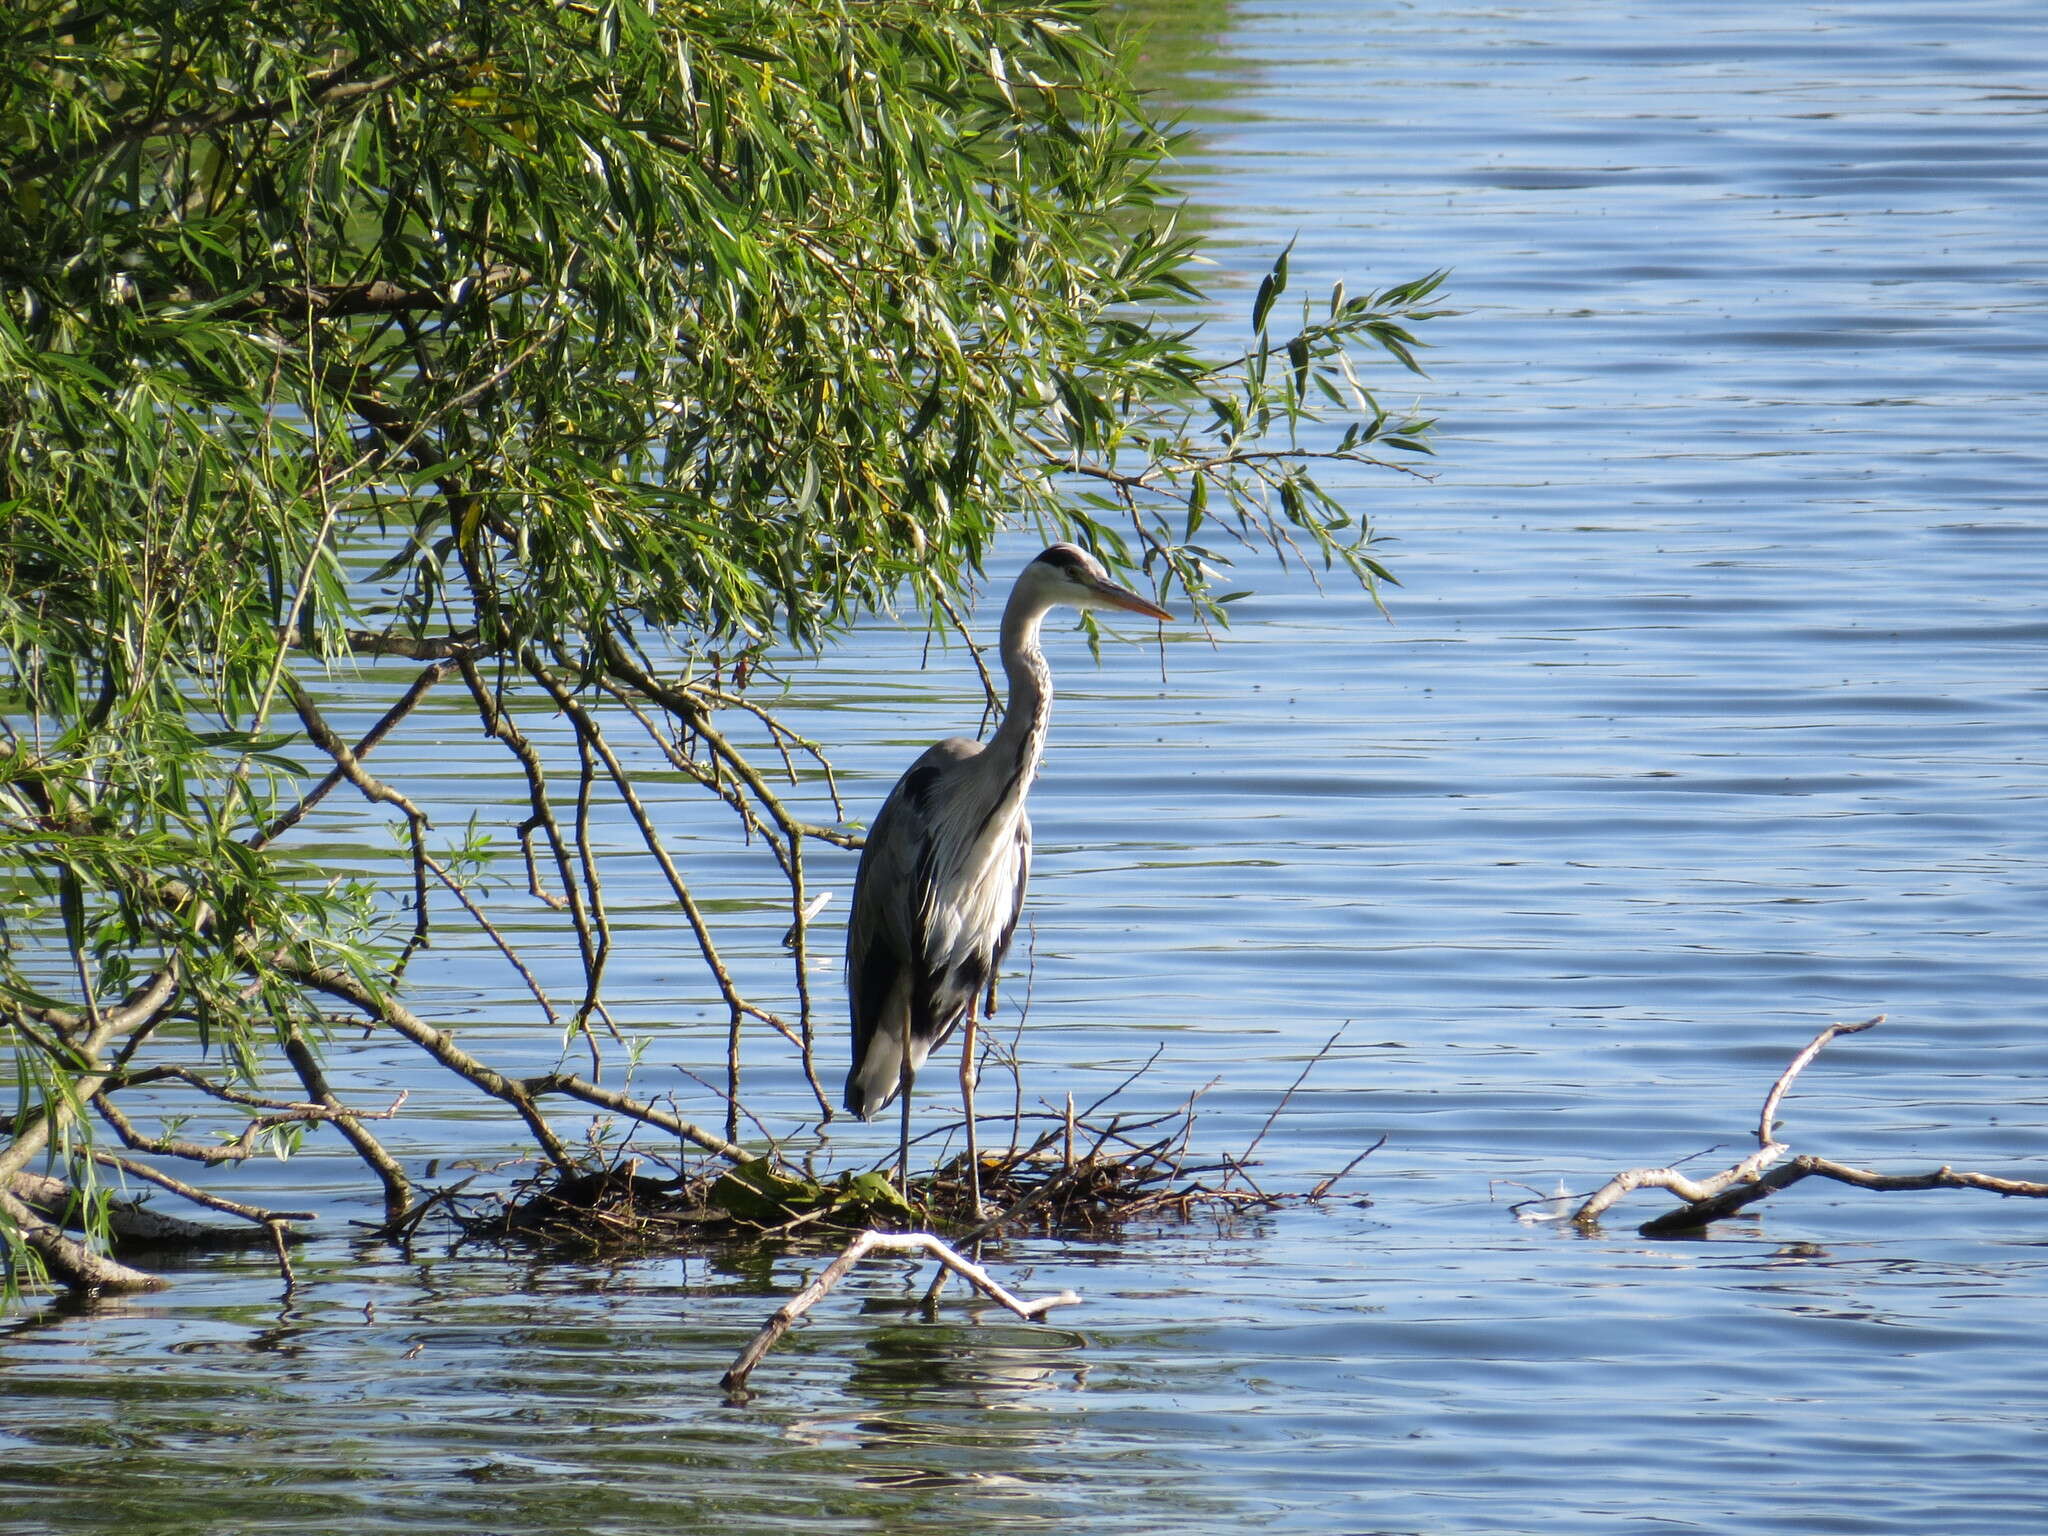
xmin=0 ymin=0 xmax=1443 ymax=1291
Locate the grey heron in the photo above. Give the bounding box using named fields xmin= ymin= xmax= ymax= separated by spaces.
xmin=843 ymin=543 xmax=1173 ymax=1210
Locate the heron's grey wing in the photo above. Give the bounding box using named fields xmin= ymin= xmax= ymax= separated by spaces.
xmin=844 ymin=740 xmax=981 ymax=1112
xmin=844 ymin=761 xmax=932 ymax=1073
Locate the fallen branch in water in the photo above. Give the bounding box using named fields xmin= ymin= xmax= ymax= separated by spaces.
xmin=1561 ymin=1015 xmax=2048 ymax=1233
xmin=0 ymin=1185 xmax=168 ymax=1294
xmin=719 ymin=1229 xmax=1081 ymax=1395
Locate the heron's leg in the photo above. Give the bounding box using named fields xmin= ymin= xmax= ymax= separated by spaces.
xmin=896 ymin=1012 xmax=915 ymax=1190
xmin=960 ymin=1003 xmax=983 ymax=1220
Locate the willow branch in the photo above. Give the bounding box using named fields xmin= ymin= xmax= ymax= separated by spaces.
xmin=257 ymin=659 xmax=453 ymax=847
xmin=284 ymin=678 xmax=433 ymax=956
xmin=597 ymin=637 xmax=860 ymax=849
xmin=587 ymin=672 xmax=831 ymax=1114
xmin=424 ymin=854 xmax=562 ymax=1030
xmin=15 ymin=50 xmax=476 ymax=182
xmin=0 ymin=968 xmax=181 ymax=1188
xmin=7 ymin=1170 xmax=218 ymax=1244
xmin=282 ymin=1030 xmax=413 ymax=1223
xmin=86 ymin=1151 xmax=316 ymax=1227
xmin=457 ymin=654 xmax=600 ymax=972
xmin=275 ymin=953 xmax=577 ymax=1172
xmin=568 ymin=731 xmax=613 ymax=1033
xmin=521 ymin=652 xmax=801 ymax=1042
xmin=523 ymin=1072 xmax=747 ymax=1163
xmin=201 ymin=265 xmax=529 ymax=323
xmin=267 ymin=949 xmax=747 ymax=1166
xmin=591 ymin=673 xmax=789 ymax=869
xmin=929 ymin=586 xmax=1002 ymax=724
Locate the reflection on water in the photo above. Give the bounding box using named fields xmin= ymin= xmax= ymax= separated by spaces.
xmin=11 ymin=1 xmax=2048 ymax=1531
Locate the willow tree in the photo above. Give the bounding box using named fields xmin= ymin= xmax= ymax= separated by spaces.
xmin=0 ymin=0 xmax=1441 ymax=1292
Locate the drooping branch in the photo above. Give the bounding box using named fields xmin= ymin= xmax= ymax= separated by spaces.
xmin=0 ymin=969 xmax=181 ymax=1188
xmin=284 ymin=679 xmax=433 ymax=958
xmin=82 ymin=1151 xmax=317 ymax=1229
xmin=597 ymin=638 xmax=860 ymax=850
xmin=14 ymin=49 xmax=477 ymax=183
xmin=88 ymin=1045 xmax=405 ymax=1223
xmin=423 ymin=854 xmax=563 ymax=1033
xmin=586 ymin=647 xmax=839 ymax=1118
xmin=521 ymin=650 xmax=821 ymax=1130
xmin=456 ymin=653 xmax=603 ymax=983
xmin=269 ymin=951 xmax=749 ymax=1166
xmin=282 ymin=1031 xmax=414 ymax=1223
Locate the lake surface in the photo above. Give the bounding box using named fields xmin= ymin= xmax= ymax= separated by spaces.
xmin=8 ymin=3 xmax=2048 ymax=1532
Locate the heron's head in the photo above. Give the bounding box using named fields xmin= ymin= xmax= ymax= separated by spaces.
xmin=1022 ymin=543 xmax=1174 ymax=622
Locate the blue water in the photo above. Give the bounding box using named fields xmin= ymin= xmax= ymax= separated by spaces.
xmin=8 ymin=3 xmax=2048 ymax=1532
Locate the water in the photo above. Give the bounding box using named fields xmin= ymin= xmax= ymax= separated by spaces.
xmin=9 ymin=3 xmax=2048 ymax=1531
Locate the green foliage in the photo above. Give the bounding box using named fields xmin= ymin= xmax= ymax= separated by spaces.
xmin=0 ymin=0 xmax=1442 ymax=1291
xmin=711 ymin=1158 xmax=921 ymax=1229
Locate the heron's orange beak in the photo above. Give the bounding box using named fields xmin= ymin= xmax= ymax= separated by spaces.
xmin=1091 ymin=578 xmax=1173 ymax=623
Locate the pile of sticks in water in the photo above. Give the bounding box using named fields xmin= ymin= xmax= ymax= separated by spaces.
xmin=455 ymin=1162 xmax=732 ymax=1254
xmin=451 ymin=1034 xmax=1380 ymax=1253
xmin=449 ymin=1101 xmax=1375 ymax=1255
xmin=919 ymin=1099 xmax=1290 ymax=1234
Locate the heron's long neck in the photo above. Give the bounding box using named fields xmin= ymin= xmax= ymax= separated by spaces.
xmin=987 ymin=589 xmax=1055 ymax=790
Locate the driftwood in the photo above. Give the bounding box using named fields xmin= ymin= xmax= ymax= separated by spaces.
xmin=720 ymin=1229 xmax=1081 ymax=1395
xmin=1566 ymin=1016 xmax=2048 ymax=1233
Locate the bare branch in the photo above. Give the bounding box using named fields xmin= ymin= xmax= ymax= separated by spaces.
xmin=86 ymin=1151 xmax=316 ymax=1227
xmin=257 ymin=660 xmax=454 ymax=847
xmin=720 ymin=1229 xmax=1082 ymax=1394
xmin=598 ymin=638 xmax=861 ymax=849
xmin=521 ymin=1072 xmax=748 ymax=1164
xmin=282 ymin=1031 xmax=414 ymax=1223
xmin=424 ymin=855 xmax=562 ymax=1031
xmin=1570 ymin=1016 xmax=2048 ymax=1232
xmin=457 ymin=654 xmax=601 ymax=977
xmin=275 ymin=953 xmax=579 ymax=1172
xmin=1758 ymin=1015 xmax=1881 ymax=1146
xmin=285 ymin=679 xmax=433 ymax=957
